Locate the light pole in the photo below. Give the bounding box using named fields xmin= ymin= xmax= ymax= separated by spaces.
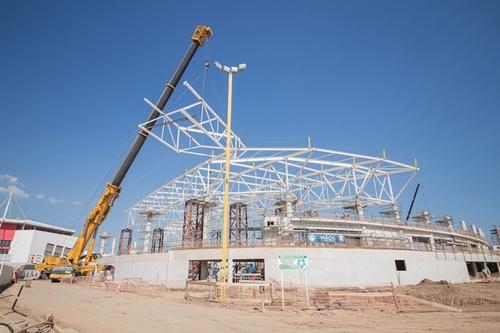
xmin=0 ymin=191 xmax=14 ymax=277
xmin=215 ymin=61 xmax=246 ymax=299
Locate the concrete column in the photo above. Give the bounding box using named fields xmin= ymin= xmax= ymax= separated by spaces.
xmin=429 ymin=234 xmax=435 ymax=251
xmin=391 ymin=203 xmax=400 ymax=221
xmin=280 ymin=202 xmax=293 ymax=231
xmin=110 ymin=237 xmax=116 ymax=255
xmin=228 ymin=259 xmax=234 ymax=283
xmin=460 ymin=220 xmax=467 ymax=231
xmin=285 ymin=201 xmax=293 ymax=219
xmin=200 ymin=261 xmax=208 ymax=280
xmin=471 ymin=262 xmax=478 ymax=276
xmin=422 ymin=210 xmax=431 ymax=224
xmin=99 ymin=238 xmax=106 ymax=255
xmin=355 ymin=198 xmax=364 ymax=220
xmin=143 ymin=221 xmax=152 ymax=253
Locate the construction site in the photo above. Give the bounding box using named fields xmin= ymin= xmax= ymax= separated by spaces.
xmin=1 ymin=3 xmax=500 ymax=332
xmin=90 ymin=26 xmax=500 ymax=290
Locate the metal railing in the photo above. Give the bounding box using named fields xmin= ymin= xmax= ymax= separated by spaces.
xmin=297 ymin=213 xmax=488 ymax=242
xmin=173 ymin=236 xmax=500 ymax=257
xmin=116 ymin=215 xmax=496 ymax=256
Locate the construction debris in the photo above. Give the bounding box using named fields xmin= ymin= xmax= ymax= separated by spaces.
xmin=0 ymin=284 xmax=75 ymax=333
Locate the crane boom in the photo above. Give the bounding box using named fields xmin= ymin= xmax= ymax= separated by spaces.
xmin=64 ymin=25 xmax=212 ymax=265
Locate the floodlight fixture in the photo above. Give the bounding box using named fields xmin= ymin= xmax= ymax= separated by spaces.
xmin=214 ymin=61 xmax=246 ymax=74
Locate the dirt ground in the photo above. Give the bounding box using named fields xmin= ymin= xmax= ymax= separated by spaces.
xmin=1 ymin=280 xmax=500 ymax=333
xmin=399 ymin=280 xmax=500 ymax=311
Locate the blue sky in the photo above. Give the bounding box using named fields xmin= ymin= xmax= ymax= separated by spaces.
xmin=1 ymin=1 xmax=499 ymax=239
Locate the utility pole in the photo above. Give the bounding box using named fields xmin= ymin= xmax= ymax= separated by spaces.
xmin=215 ymin=61 xmax=246 ymax=299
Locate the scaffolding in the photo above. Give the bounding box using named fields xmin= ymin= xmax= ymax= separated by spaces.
xmin=491 ymin=225 xmax=500 ymax=245
xmin=118 ymin=228 xmax=133 ymax=255
xmin=182 ymin=199 xmax=209 ymax=247
xmin=151 ymin=228 xmax=165 ymax=253
xmin=435 ymin=215 xmax=454 ymax=229
xmin=229 ymin=202 xmax=248 ymax=245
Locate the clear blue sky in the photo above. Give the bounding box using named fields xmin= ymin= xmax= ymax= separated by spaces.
xmin=1 ymin=1 xmax=499 ymax=239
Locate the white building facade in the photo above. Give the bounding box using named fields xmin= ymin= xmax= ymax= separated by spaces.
xmin=1 ymin=218 xmax=77 ymax=265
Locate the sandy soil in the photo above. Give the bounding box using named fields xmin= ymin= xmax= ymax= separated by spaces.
xmin=1 ymin=281 xmax=499 ymax=333
xmin=399 ymin=280 xmax=500 ymax=311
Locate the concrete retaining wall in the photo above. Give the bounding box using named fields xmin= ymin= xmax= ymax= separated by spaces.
xmin=100 ymin=247 xmax=500 ymax=288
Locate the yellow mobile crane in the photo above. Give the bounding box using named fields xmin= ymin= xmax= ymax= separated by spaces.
xmin=36 ymin=25 xmax=212 ymax=280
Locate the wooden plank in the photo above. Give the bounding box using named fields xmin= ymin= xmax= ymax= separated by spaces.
xmin=327 ymin=292 xmax=394 ymax=297
xmin=391 ymin=282 xmax=401 ymax=313
xmin=216 ymin=281 xmax=270 ymax=288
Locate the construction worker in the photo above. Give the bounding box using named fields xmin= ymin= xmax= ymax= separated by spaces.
xmin=12 ymin=268 xmax=18 ymax=283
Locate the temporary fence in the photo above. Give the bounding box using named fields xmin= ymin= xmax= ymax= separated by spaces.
xmin=73 ymin=274 xmax=103 ymax=286
xmin=185 ymin=280 xmax=274 ymax=310
xmin=306 ymin=285 xmax=461 ymax=313
xmin=184 ymin=279 xmax=465 ymax=313
xmin=70 ymin=274 xmax=473 ymax=314
xmin=103 ymin=278 xmax=173 ymax=297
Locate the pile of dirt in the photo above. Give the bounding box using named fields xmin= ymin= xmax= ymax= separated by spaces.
xmin=418 ymin=278 xmax=449 ymax=285
xmin=400 ymin=281 xmax=500 ymax=311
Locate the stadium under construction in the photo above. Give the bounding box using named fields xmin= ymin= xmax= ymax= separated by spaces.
xmin=99 ymin=73 xmax=500 ymax=289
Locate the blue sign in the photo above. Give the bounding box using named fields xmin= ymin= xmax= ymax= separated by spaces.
xmin=308 ymin=233 xmax=346 ymax=244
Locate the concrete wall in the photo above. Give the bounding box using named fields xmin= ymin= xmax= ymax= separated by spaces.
xmin=101 ymin=253 xmax=170 ymax=282
xmin=9 ymin=231 xmax=35 ymax=264
xmin=100 ymin=247 xmax=500 ymax=288
xmin=0 ymin=264 xmax=14 ymax=288
xmin=9 ymin=230 xmax=76 ymax=265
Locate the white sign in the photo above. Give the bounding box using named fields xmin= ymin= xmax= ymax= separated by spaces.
xmin=277 ymin=255 xmax=310 ymax=309
xmin=278 ymin=255 xmax=308 ymax=270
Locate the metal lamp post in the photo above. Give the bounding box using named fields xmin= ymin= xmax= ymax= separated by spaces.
xmin=215 ymin=61 xmax=246 ymax=299
xmin=0 ymin=191 xmax=14 ymax=277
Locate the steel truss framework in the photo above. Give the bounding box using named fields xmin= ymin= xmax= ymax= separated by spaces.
xmin=182 ymin=199 xmax=208 ymax=247
xmin=126 ymin=81 xmax=419 ymax=245
xmin=150 ymin=228 xmax=164 ymax=253
xmin=230 ymin=202 xmax=248 ymax=245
